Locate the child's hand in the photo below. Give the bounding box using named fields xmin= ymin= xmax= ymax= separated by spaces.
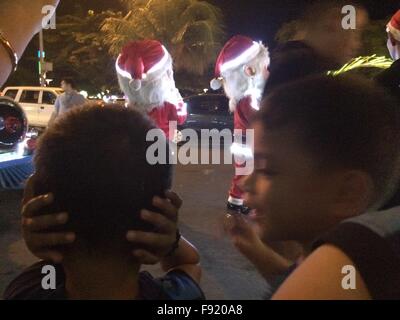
xmin=126 ymin=191 xmax=181 ymax=265
xmin=224 ymin=213 xmax=265 ymax=259
xmin=224 ymin=213 xmax=292 ymax=279
xmin=22 ymin=174 xmax=181 ymax=266
xmin=21 ymin=193 xmax=75 ymax=263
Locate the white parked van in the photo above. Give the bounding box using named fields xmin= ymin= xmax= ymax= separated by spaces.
xmin=1 ymin=86 xmax=63 ymax=127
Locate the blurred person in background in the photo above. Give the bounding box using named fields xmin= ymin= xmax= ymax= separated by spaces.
xmin=48 ymin=78 xmax=87 ymax=126
xmin=265 ymin=0 xmax=368 ymax=93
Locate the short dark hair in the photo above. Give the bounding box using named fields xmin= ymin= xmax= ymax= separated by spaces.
xmin=33 ymin=104 xmax=172 ymax=255
xmin=61 ymin=77 xmax=76 ymax=89
xmin=257 ymin=75 xmax=400 ymax=209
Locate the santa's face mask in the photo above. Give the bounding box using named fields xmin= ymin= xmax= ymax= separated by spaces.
xmin=387 ymin=37 xmax=400 ymax=61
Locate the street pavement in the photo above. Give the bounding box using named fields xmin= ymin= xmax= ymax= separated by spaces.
xmin=0 ymin=144 xmax=271 ymax=299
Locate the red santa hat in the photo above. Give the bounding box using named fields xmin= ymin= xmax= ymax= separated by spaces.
xmin=210 ymin=35 xmax=267 ymax=91
xmin=387 ymin=10 xmax=400 ymax=42
xmin=116 ymin=40 xmax=171 ymax=91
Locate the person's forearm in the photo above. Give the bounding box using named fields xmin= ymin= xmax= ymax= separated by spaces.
xmin=0 ymin=48 xmax=12 ymax=86
xmin=0 ymin=1 xmax=60 ymax=85
xmin=246 ymin=242 xmax=292 ymax=281
xmin=161 ymin=237 xmax=200 ymax=272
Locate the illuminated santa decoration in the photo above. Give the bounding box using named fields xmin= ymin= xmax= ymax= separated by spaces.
xmin=387 ymin=10 xmax=400 ymax=61
xmin=211 ymin=35 xmax=270 ymax=213
xmin=210 ymin=35 xmax=270 ymax=112
xmin=116 ymin=40 xmax=187 ymax=140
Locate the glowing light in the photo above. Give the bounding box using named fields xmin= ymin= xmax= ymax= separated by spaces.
xmin=220 ymin=42 xmax=261 ymax=74
xmin=79 ymin=90 xmax=88 ymax=98
xmin=17 ymin=141 xmax=25 ymax=156
xmin=327 ymin=55 xmax=394 ymax=76
xmin=250 ymin=96 xmax=259 ymax=111
xmin=244 ymin=88 xmax=262 ymax=111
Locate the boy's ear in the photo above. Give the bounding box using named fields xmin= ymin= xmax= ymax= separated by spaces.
xmin=333 ymin=170 xmax=374 ymax=219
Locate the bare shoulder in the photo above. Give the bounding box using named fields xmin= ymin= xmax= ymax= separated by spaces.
xmin=272 ymin=244 xmax=371 ymax=300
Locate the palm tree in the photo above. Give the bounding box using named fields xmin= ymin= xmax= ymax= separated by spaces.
xmin=44 ymin=11 xmax=122 ymax=92
xmin=101 ymin=0 xmax=225 ymax=76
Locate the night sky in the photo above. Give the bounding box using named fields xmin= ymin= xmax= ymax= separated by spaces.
xmin=208 ymin=0 xmax=399 ymax=45
xmin=61 ymin=0 xmax=399 ymax=47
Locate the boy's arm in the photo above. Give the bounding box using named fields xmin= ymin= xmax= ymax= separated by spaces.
xmin=224 ymin=213 xmax=292 ymax=282
xmin=272 ymin=244 xmax=371 ymax=300
xmin=242 ymin=240 xmax=293 ymax=282
xmin=160 ymin=237 xmax=201 ymax=284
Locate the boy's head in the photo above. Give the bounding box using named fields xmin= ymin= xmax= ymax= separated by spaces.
xmin=302 ymin=1 xmax=368 ymax=65
xmin=31 ymin=104 xmax=172 ymax=261
xmin=60 ymin=78 xmax=76 ymax=92
xmin=244 ymin=75 xmax=400 ymax=242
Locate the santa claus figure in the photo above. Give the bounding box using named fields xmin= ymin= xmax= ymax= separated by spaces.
xmin=210 ymin=35 xmax=270 ymax=214
xmin=377 ymin=10 xmax=400 ymax=209
xmin=116 ymin=40 xmax=187 ymax=140
xmin=387 ymin=10 xmax=400 ymax=61
xmin=376 ymin=10 xmax=400 ymax=103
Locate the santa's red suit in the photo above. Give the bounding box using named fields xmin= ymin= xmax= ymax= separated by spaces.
xmin=116 ymin=40 xmax=187 ymax=140
xmin=229 ymin=95 xmax=258 ymax=204
xmin=211 ymin=35 xmax=270 ymax=212
xmin=147 ymin=101 xmax=187 ymax=140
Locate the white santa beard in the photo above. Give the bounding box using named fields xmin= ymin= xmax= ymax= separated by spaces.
xmin=221 ymin=49 xmax=269 ymax=111
xmin=119 ymin=73 xmax=182 ymax=112
xmin=223 ymin=72 xmax=267 ymax=111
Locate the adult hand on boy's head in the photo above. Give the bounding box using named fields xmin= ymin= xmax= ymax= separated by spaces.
xmin=22 ymin=179 xmax=182 ymax=265
xmin=126 ymin=190 xmax=181 ymax=265
xmin=21 ymin=176 xmax=75 ymax=264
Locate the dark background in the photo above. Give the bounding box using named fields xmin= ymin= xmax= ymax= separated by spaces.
xmin=209 ymin=0 xmax=398 ymax=43
xmin=57 ymin=0 xmax=399 ymax=46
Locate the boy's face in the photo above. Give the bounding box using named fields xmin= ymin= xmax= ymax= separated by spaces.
xmin=243 ymin=122 xmax=344 ymax=242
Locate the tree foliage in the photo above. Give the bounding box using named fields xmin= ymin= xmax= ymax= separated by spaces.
xmin=101 ymin=0 xmax=225 ymax=76
xmin=275 ymin=17 xmax=391 ymax=58
xmin=4 ymin=0 xmax=225 ymax=93
xmin=43 ymin=11 xmax=122 ymax=93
